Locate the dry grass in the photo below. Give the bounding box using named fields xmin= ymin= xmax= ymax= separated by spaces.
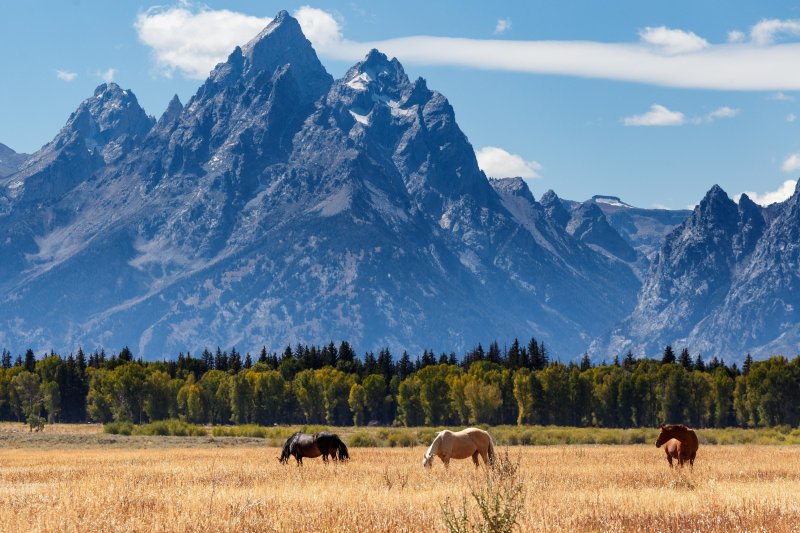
xmin=1 ymin=438 xmax=799 ymax=532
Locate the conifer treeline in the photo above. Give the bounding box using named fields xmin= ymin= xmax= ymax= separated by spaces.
xmin=0 ymin=341 xmax=798 ymax=429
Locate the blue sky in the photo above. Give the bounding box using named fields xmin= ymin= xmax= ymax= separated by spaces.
xmin=2 ymin=1 xmax=800 ymax=208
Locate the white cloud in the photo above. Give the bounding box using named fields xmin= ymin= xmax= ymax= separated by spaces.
xmin=737 ymin=179 xmax=798 ymax=206
xmin=781 ymin=153 xmax=800 ymax=172
xmin=55 ymin=70 xmax=77 ymax=82
xmin=638 ymin=26 xmax=709 ymax=54
xmin=132 ymin=7 xmax=800 ymax=91
xmin=750 ymin=18 xmax=800 ymax=46
xmin=294 ymin=5 xmax=343 ymax=49
xmin=727 ymin=30 xmax=746 ymax=43
xmin=692 ymin=106 xmax=740 ymax=124
xmin=97 ymin=68 xmax=116 ymax=82
xmin=623 ymin=104 xmax=685 ymax=126
xmin=770 ymin=91 xmax=795 ymax=101
xmin=494 ymin=18 xmax=512 ymax=35
xmin=708 ymin=106 xmax=739 ymax=119
xmin=476 ymin=146 xmax=541 ymax=179
xmin=134 ymin=6 xmax=271 ymax=79
xmin=788 ymin=113 xmax=797 ymax=122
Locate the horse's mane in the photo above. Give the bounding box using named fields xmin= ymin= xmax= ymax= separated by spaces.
xmin=665 ymin=424 xmax=693 ymax=432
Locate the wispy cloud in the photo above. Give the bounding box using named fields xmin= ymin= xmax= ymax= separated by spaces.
xmin=133 ymin=7 xmax=800 ymax=90
xmin=727 ymin=30 xmax=746 ymax=43
xmin=692 ymin=106 xmax=740 ymax=124
xmin=55 ymin=70 xmax=78 ymax=82
xmin=623 ymin=104 xmax=739 ymax=126
xmin=781 ymin=153 xmax=800 ymax=172
xmin=769 ymin=91 xmax=795 ymax=101
xmin=638 ymin=26 xmax=708 ymax=54
xmin=494 ymin=18 xmax=511 ymax=35
xmin=736 ymin=179 xmax=797 ymax=206
xmin=623 ymin=104 xmax=685 ymax=126
xmin=97 ymin=68 xmax=116 ymax=82
xmin=750 ymin=18 xmax=800 ymax=46
xmin=476 ymin=146 xmax=541 ymax=179
xmin=788 ymin=113 xmax=797 ymax=122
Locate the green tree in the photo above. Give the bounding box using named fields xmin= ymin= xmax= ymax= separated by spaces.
xmin=464 ymin=380 xmax=502 ymax=424
xmin=348 ymin=383 xmax=367 ymax=426
xmin=229 ymin=373 xmax=253 ymax=424
xmin=144 ymin=370 xmax=174 ymax=422
xmin=396 ymin=376 xmax=424 ymax=426
xmin=12 ymin=371 xmax=44 ymax=431
xmin=362 ymin=374 xmax=387 ymax=423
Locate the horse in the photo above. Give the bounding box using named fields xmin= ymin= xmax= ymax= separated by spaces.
xmin=655 ymin=424 xmax=699 ymax=468
xmin=278 ymin=431 xmax=349 ymax=465
xmin=422 ymin=427 xmax=495 ymax=468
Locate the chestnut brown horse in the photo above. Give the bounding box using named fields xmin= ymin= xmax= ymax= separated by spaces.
xmin=655 ymin=424 xmax=698 ymax=468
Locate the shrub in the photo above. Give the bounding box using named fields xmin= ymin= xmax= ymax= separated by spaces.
xmin=349 ymin=432 xmax=380 ymax=447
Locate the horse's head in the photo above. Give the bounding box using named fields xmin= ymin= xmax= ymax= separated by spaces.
xmin=422 ymin=453 xmax=434 ymax=469
xmin=655 ymin=424 xmax=674 ymax=447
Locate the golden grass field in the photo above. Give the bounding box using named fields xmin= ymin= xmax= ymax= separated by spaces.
xmin=0 ymin=426 xmax=799 ymax=532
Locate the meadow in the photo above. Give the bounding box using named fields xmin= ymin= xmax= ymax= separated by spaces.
xmin=1 ymin=425 xmax=800 ymax=531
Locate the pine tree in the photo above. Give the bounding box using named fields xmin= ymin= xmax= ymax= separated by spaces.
xmin=397 ymin=351 xmax=414 ymax=380
xmin=229 ymin=347 xmax=242 ymax=373
xmin=243 ymin=353 xmax=252 ymax=369
xmin=678 ymin=348 xmax=692 ymax=370
xmin=487 ymin=341 xmax=502 ymax=364
xmin=743 ymin=353 xmax=753 ymax=375
xmin=580 ymin=353 xmax=592 ymax=371
xmin=661 ymin=345 xmax=676 ymax=364
xmin=24 ymin=349 xmax=36 ymax=372
xmin=623 ymin=350 xmax=636 ymax=369
xmin=694 ymin=353 xmax=706 ymax=372
xmin=506 ymin=339 xmax=522 ymax=369
xmin=258 ymin=346 xmax=268 ymax=364
xmin=613 ymin=355 xmax=620 ymax=367
xmin=118 ymin=346 xmax=133 ymax=362
xmin=1 ymin=349 xmax=11 ymax=369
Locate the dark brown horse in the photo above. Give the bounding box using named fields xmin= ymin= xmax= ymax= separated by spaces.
xmin=279 ymin=431 xmax=350 ymax=465
xmin=655 ymin=424 xmax=699 ymax=468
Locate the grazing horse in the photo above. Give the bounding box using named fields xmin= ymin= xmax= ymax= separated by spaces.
xmin=279 ymin=431 xmax=349 ymax=465
xmin=422 ymin=428 xmax=495 ymax=468
xmin=655 ymin=424 xmax=699 ymax=468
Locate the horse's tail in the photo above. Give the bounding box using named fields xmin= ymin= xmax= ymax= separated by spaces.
xmin=487 ymin=433 xmax=496 ymax=466
xmin=337 ymin=437 xmax=350 ymax=461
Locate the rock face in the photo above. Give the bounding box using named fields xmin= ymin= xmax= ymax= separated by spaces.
xmin=593 ymin=183 xmax=800 ymax=362
xmin=0 ymin=11 xmax=640 ymax=358
xmin=0 ymin=143 xmax=28 ymax=179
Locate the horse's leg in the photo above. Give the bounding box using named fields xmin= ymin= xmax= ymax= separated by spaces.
xmin=480 ymin=449 xmax=489 ymax=466
xmin=666 ymin=451 xmax=673 ymax=468
xmin=471 ymin=451 xmax=480 ymax=467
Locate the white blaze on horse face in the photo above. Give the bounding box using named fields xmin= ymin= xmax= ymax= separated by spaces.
xmin=423 ymin=433 xmax=441 ymax=468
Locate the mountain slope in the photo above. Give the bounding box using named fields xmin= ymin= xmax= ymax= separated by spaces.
xmin=0 ymin=12 xmax=639 ymax=358
xmin=592 ymin=184 xmax=795 ymax=361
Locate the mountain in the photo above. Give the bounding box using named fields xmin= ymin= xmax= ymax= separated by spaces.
xmin=0 ymin=143 xmax=29 ymax=179
xmin=565 ymin=200 xmax=637 ymax=263
xmin=0 ymin=11 xmax=639 ymax=358
xmin=593 ymin=184 xmax=800 ymax=361
xmin=561 ymin=195 xmax=691 ymax=259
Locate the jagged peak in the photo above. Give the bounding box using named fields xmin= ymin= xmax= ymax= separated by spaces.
xmin=157 ymin=94 xmax=184 ymax=128
xmin=241 ymin=10 xmax=300 ymax=56
xmin=540 ymin=189 xmax=561 ymax=203
xmin=489 ymin=177 xmax=536 ymax=203
xmin=203 ymin=10 xmax=331 ymax=101
xmin=343 ymin=49 xmax=409 ymax=95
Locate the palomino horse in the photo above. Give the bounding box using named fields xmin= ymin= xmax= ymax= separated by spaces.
xmin=655 ymin=424 xmax=699 ymax=468
xmin=422 ymin=428 xmax=495 ymax=468
xmin=279 ymin=431 xmax=350 ymax=465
